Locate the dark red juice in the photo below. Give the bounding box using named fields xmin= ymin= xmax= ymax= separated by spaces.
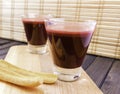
xmin=47 ymin=24 xmax=93 ymax=69
xmin=22 ymin=18 xmax=47 ymax=45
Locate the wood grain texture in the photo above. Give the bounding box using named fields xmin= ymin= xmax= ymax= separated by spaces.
xmin=82 ymin=54 xmax=96 ymax=70
xmin=101 ymin=60 xmax=120 ymax=94
xmin=2 ymin=45 xmax=103 ymax=94
xmin=0 ymin=38 xmax=26 ymax=59
xmin=0 ymin=38 xmax=10 ymax=44
xmin=86 ymin=56 xmax=114 ymax=87
xmin=0 ymin=41 xmax=25 ymax=50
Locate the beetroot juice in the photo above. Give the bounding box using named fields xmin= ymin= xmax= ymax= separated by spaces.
xmin=22 ymin=18 xmax=47 ymax=45
xmin=46 ymin=22 xmax=95 ymax=69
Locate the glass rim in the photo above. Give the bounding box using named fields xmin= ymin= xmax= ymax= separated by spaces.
xmin=21 ymin=13 xmax=53 ymax=19
xmin=45 ymin=18 xmax=97 ymax=35
xmin=45 ymin=18 xmax=96 ymax=26
xmin=45 ymin=18 xmax=96 ymax=29
xmin=21 ymin=14 xmax=53 ymax=23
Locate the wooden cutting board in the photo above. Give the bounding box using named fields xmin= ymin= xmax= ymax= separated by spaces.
xmin=0 ymin=45 xmax=103 ymax=94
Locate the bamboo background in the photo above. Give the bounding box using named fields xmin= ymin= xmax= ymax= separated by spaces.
xmin=0 ymin=0 xmax=120 ymax=59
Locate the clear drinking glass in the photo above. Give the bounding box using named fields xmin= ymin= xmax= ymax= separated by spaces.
xmin=22 ymin=13 xmax=52 ymax=54
xmin=45 ymin=19 xmax=96 ymax=81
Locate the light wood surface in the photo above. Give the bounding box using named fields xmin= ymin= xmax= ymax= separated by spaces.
xmin=0 ymin=45 xmax=103 ymax=94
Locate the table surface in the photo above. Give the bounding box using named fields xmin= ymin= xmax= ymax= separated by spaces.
xmin=0 ymin=45 xmax=103 ymax=94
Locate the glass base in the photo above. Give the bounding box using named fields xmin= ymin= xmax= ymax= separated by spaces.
xmin=27 ymin=44 xmax=48 ymax=54
xmin=54 ymin=66 xmax=81 ymax=82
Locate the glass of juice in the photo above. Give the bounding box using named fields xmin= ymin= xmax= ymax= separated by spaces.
xmin=22 ymin=13 xmax=52 ymax=54
xmin=45 ymin=19 xmax=96 ymax=81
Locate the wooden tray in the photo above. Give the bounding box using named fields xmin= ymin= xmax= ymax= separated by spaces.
xmin=0 ymin=45 xmax=103 ymax=94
